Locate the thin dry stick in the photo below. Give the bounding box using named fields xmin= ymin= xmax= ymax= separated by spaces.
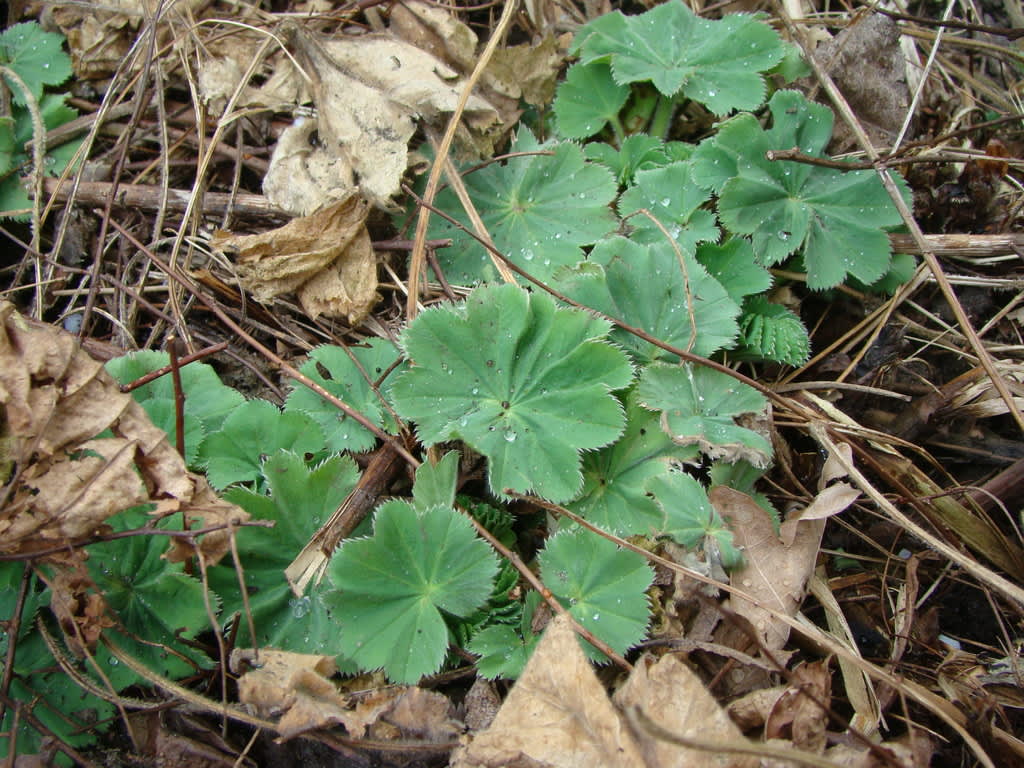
xmin=775 ymin=2 xmax=1024 ymax=433
xmin=810 ymin=422 xmax=1024 ymax=608
xmin=407 ymin=0 xmax=519 ymax=320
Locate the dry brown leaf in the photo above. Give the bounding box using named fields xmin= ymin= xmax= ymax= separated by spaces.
xmin=726 ymin=685 xmax=787 ymax=731
xmin=262 ymin=24 xmax=500 ymax=212
xmin=712 ymin=487 xmax=822 ymax=651
xmin=778 ymin=482 xmax=860 ymax=547
xmin=764 ymin=659 xmax=830 ymax=753
xmin=233 ymin=649 xmax=355 ymax=741
xmin=483 ymin=36 xmax=564 ymax=108
xmin=614 ymin=653 xmax=758 ymax=768
xmin=451 ymin=613 xmax=646 ymax=768
xmin=0 ymin=302 xmax=247 ymax=563
xmin=211 ymin=194 xmax=379 ymax=323
xmin=376 ymin=687 xmax=462 ymax=742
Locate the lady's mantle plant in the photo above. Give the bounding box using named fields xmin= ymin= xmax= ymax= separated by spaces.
xmin=4 ymin=3 xmax=919 ymax=753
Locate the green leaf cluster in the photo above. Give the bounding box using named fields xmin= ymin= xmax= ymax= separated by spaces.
xmin=0 ymin=22 xmax=81 ymax=219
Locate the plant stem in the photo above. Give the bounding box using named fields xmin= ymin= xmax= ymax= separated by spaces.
xmin=649 ymin=95 xmax=676 ymax=140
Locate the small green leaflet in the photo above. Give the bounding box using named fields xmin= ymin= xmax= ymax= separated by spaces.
xmin=553 ymin=60 xmax=629 ymax=139
xmin=391 ymin=284 xmax=633 ymax=502
xmin=647 ymin=470 xmax=743 ymax=569
xmin=584 ymin=135 xmax=693 ymax=186
xmin=412 ymin=450 xmax=459 ymax=511
xmin=86 ymin=506 xmax=211 ymax=691
xmin=198 ymin=400 xmax=324 ymax=489
xmin=324 ymin=501 xmax=499 ymax=683
xmin=691 ymin=90 xmax=909 ymax=290
xmin=553 ymin=235 xmax=740 ymax=363
xmin=209 ymin=452 xmax=359 ymax=652
xmin=568 ymin=391 xmax=698 ymax=536
xmin=695 ymin=238 xmax=772 ymax=304
xmin=468 ymin=591 xmax=544 ymax=680
xmin=618 ymin=162 xmax=719 ymax=255
xmin=424 ymin=130 xmax=618 ymax=285
xmin=737 ymin=296 xmax=810 ymax=365
xmin=0 ymin=23 xmax=72 ymax=105
xmin=539 ymin=527 xmax=652 ymax=660
xmin=637 ymin=362 xmax=771 ymax=467
xmin=106 ymin=351 xmax=245 ymax=432
xmin=284 ymin=339 xmax=405 ymax=453
xmin=571 ymin=0 xmax=784 ymax=114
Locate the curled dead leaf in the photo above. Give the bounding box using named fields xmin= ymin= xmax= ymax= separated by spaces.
xmin=211 ymin=194 xmax=379 ymax=323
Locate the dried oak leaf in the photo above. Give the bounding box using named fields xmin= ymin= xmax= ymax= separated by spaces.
xmin=211 ymin=194 xmax=379 ymax=323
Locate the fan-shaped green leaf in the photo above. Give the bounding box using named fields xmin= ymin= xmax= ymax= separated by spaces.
xmin=0 ymin=23 xmax=72 ymax=104
xmin=208 ymin=452 xmax=359 ymax=652
xmin=412 ymin=450 xmax=460 ymax=511
xmin=553 ymin=235 xmax=740 ymax=363
xmin=618 ymin=162 xmax=719 ymax=254
xmin=584 ymin=135 xmax=691 ymax=186
xmin=324 ymin=501 xmax=499 ymax=683
xmin=425 ymin=131 xmax=618 ymax=284
xmin=87 ymin=507 xmax=211 ymax=690
xmin=198 ymin=401 xmax=324 ymax=489
xmin=568 ymin=391 xmax=699 ymax=536
xmin=647 ymin=470 xmax=743 ymax=568
xmin=692 ymin=90 xmax=909 ymax=289
xmin=571 ymin=1 xmax=784 ymax=114
xmin=637 ymin=362 xmax=771 ymax=466
xmin=539 ymin=527 xmax=652 ymax=659
xmin=284 ymin=339 xmax=404 ymax=453
xmin=553 ymin=60 xmax=629 ymax=139
xmin=391 ymin=284 xmax=633 ymax=502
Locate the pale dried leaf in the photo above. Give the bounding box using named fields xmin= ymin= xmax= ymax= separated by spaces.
xmin=779 ymin=482 xmax=859 ymax=547
xmin=451 ymin=613 xmax=645 ymax=768
xmin=614 ymin=653 xmax=758 ymax=768
xmin=212 ymin=195 xmax=379 ymax=322
xmin=389 ymin=0 xmax=478 ymax=71
xmin=712 ymin=487 xmax=823 ymax=650
xmin=378 ymin=687 xmax=462 ymax=742
xmin=233 ymin=649 xmax=353 ymax=741
xmin=262 ymin=25 xmax=500 ymax=211
xmin=726 ymin=686 xmax=787 ymax=731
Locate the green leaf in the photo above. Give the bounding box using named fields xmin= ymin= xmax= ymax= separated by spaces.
xmin=539 ymin=527 xmax=652 ymax=659
xmin=425 ymin=131 xmax=618 ymax=284
xmin=106 ymin=350 xmax=245 ymax=432
xmin=571 ymin=1 xmax=784 ymax=114
xmin=736 ymin=295 xmax=810 ymax=365
xmin=284 ymin=339 xmax=405 ymax=453
xmin=391 ymin=284 xmax=633 ymax=502
xmin=412 ymin=450 xmax=460 ymax=511
xmin=568 ymin=391 xmax=698 ymax=536
xmin=553 ymin=236 xmax=740 ymax=363
xmin=87 ymin=507 xmax=211 ymax=690
xmin=618 ymin=162 xmax=719 ymax=255
xmin=693 ymin=90 xmax=909 ymax=289
xmin=468 ymin=591 xmax=543 ymax=679
xmin=695 ymin=238 xmax=773 ymax=303
xmin=209 ymin=452 xmax=359 ymax=651
xmin=198 ymin=401 xmax=324 ymax=489
xmin=324 ymin=501 xmax=499 ymax=683
xmin=139 ymin=399 xmax=205 ymax=466
xmin=0 ymin=23 xmax=72 ymax=104
xmin=647 ymin=470 xmax=743 ymax=568
xmin=637 ymin=362 xmax=771 ymax=466
xmin=584 ymin=135 xmax=687 ymax=186
xmin=554 ymin=61 xmax=629 ymax=139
